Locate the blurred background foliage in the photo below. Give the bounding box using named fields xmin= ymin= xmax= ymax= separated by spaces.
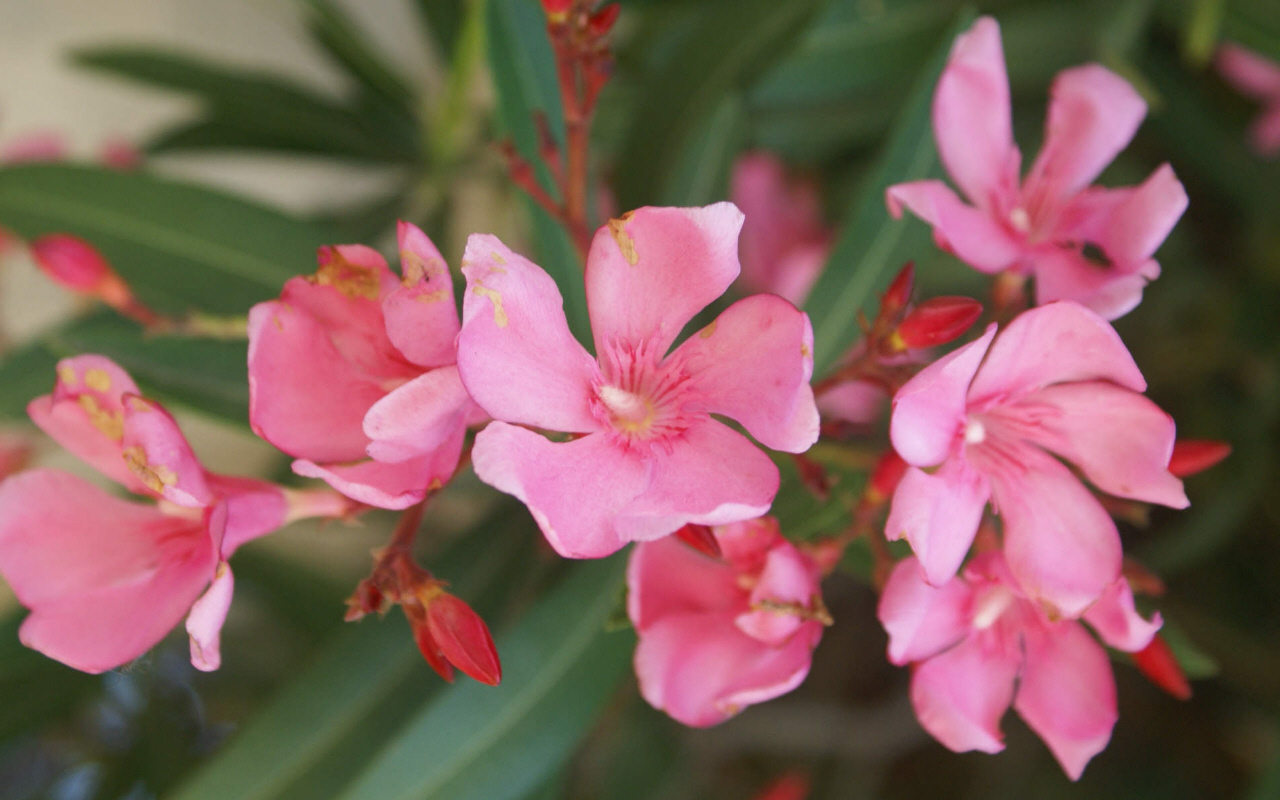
xmin=0 ymin=0 xmax=1277 ymax=798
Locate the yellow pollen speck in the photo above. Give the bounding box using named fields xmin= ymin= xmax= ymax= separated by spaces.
xmin=272 ymin=313 xmax=285 ymax=332
xmin=79 ymin=395 xmax=124 ymax=440
xmin=608 ymin=216 xmax=639 ymax=266
xmin=400 ymin=250 xmax=445 ymax=285
xmin=491 ymin=252 xmax=507 ymax=265
xmin=800 ymin=343 xmax=811 ymax=358
xmin=123 ymin=446 xmax=178 ymax=493
xmin=472 ymin=284 xmax=508 ymax=328
xmin=126 ymin=396 xmax=154 ymax=413
xmin=428 ymin=478 xmax=443 ymax=491
xmin=700 ymin=319 xmax=718 ymax=339
xmin=310 ymin=251 xmax=381 ymax=299
xmin=84 ymin=368 xmax=112 ymax=392
xmin=414 ymin=289 xmax=451 ymax=304
xmin=58 ymin=366 xmax=78 ymax=387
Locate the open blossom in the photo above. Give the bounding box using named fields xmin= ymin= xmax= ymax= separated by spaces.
xmin=0 ymin=356 xmax=346 ymax=673
xmin=456 ymin=204 xmax=820 ymax=558
xmin=628 ymin=518 xmax=827 ymax=726
xmin=1216 ymin=43 xmax=1280 ymax=157
xmin=886 ymin=16 xmax=1187 ymax=320
xmin=879 ymin=553 xmax=1161 ymax=780
xmin=885 ymin=301 xmax=1187 ymax=617
xmin=731 ymin=152 xmax=831 ymax=305
xmin=248 ymin=221 xmax=481 ymax=509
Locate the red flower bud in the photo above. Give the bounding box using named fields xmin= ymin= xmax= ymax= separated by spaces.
xmin=1131 ymin=633 xmax=1192 ymax=700
xmin=30 ymin=234 xmax=158 ymax=324
xmin=587 ymin=3 xmax=620 ymax=36
xmin=865 ymin=450 xmax=908 ymax=506
xmin=674 ymin=523 xmax=721 ymax=559
xmin=1167 ymin=439 xmax=1231 ymax=478
xmin=752 ymin=772 xmax=811 ymax=800
xmin=426 ymin=593 xmax=502 ymax=686
xmin=894 ymin=296 xmax=983 ymax=350
xmin=411 ymin=613 xmax=457 ymax=683
xmin=540 ymin=0 xmax=572 ymax=21
xmin=880 ymin=262 xmax=915 ymax=317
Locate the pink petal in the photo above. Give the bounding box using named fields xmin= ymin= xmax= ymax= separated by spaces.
xmin=967 ymin=302 xmax=1145 ymax=404
xmin=878 ymin=556 xmax=975 ymax=665
xmin=1089 ymin=164 xmax=1187 ymax=265
xmin=767 ymin=243 xmax=828 ymax=307
xmin=817 ymin=379 xmax=886 ymax=425
xmin=457 ymin=234 xmax=599 ymax=433
xmin=1248 ymin=107 xmax=1280 ymax=156
xmin=0 ymin=469 xmax=215 ymax=673
xmin=585 ymin=204 xmax=744 ymax=356
xmin=363 ymin=366 xmax=474 ymax=464
xmin=292 ymin=433 xmax=464 ymax=510
xmin=890 ymin=324 xmax=996 ymax=467
xmin=732 ymin=153 xmax=829 ymax=304
xmin=886 ymin=180 xmax=1022 ymax=273
xmin=187 ymin=558 xmax=234 ymax=671
xmin=617 ymin=421 xmax=780 ymax=543
xmin=1025 ymin=64 xmax=1146 ymax=202
xmin=932 ymin=16 xmax=1020 ymax=211
xmin=205 ymin=474 xmax=288 ymax=553
xmin=0 ymin=131 xmax=69 ymax=163
xmin=672 ymin=294 xmax=819 ymax=453
xmin=1020 ymin=381 xmax=1187 ymax=508
xmin=990 ymin=446 xmax=1122 ymax=618
xmin=1014 ymin=621 xmax=1118 ymax=780
xmin=247 ymin=300 xmax=386 ymax=463
xmin=1216 ymin=44 xmax=1280 ymax=100
xmin=120 ymin=395 xmax=212 ymax=507
xmin=884 ymin=459 xmax=990 ymax=587
xmin=27 ymin=355 xmax=146 ymax=492
xmin=1082 ymin=578 xmax=1161 ymax=653
xmin=627 ymin=536 xmax=742 ymax=632
xmin=471 ymin=423 xmax=650 ymax=558
xmin=910 ymin=633 xmax=1018 ymax=754
xmin=737 ymin=540 xmax=821 ymax=646
xmin=634 ymin=611 xmax=819 ymax=727
xmin=1029 ymin=247 xmax=1153 ymax=320
xmin=382 ymin=221 xmax=460 ymax=368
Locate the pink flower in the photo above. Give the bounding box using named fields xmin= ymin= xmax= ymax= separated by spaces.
xmin=731 ymin=152 xmax=831 ymax=305
xmin=456 ymin=204 xmax=820 ymax=558
xmin=1216 ymin=43 xmax=1280 ymax=157
xmin=878 ymin=553 xmax=1161 ymax=780
xmin=0 ymin=356 xmax=344 ymax=673
xmin=247 ymin=222 xmax=481 ymax=509
xmin=886 ymin=16 xmax=1188 ymax=320
xmin=628 ymin=517 xmax=826 ymax=726
xmin=885 ymin=301 xmax=1187 ymax=617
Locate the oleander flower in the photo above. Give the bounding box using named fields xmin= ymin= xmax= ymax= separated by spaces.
xmin=457 ymin=203 xmax=820 ymax=558
xmin=886 ymin=16 xmax=1188 ymax=320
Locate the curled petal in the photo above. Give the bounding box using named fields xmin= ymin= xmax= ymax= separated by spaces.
xmin=967 ymin=302 xmax=1145 ymax=403
xmin=673 ymin=294 xmax=819 ymax=453
xmin=884 ymin=460 xmax=990 ymax=587
xmin=627 ymin=536 xmax=741 ymax=631
xmin=1030 ymin=248 xmax=1154 ymax=321
xmin=206 ymin=474 xmax=288 ymax=553
xmin=737 ymin=541 xmax=822 ymax=646
xmin=471 ymin=424 xmax=650 ymax=558
xmin=1014 ymin=622 xmax=1117 ymax=780
xmin=910 ymin=633 xmax=1018 ymax=755
xmin=890 ymin=324 xmax=996 ymax=467
xmin=187 ymin=559 xmax=234 ymax=672
xmin=120 ymin=395 xmax=212 ymax=507
xmin=364 ymin=366 xmax=474 ymax=464
xmin=457 ymin=234 xmax=599 ymax=433
xmin=586 ymin=203 xmax=744 ymax=356
xmin=886 ymin=181 xmax=1022 ymax=273
xmin=932 ymin=16 xmax=1019 ymax=211
xmin=383 ymin=221 xmax=459 ymax=368
xmin=293 ymin=431 xmax=464 ymax=510
xmin=1082 ymin=578 xmax=1161 ymax=653
xmin=991 ymin=446 xmax=1122 ymax=618
xmin=878 ymin=556 xmax=974 ymax=665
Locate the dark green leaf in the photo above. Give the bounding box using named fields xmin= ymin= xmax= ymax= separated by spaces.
xmin=298 ymin=0 xmax=417 ymax=110
xmin=659 ymin=93 xmax=747 ymax=206
xmin=75 ymin=48 xmax=417 ymax=163
xmin=486 ymin=0 xmax=566 ymax=184
xmin=336 ymin=557 xmax=632 ymax=800
xmin=804 ymin=10 xmax=975 ymax=377
xmin=0 ymin=164 xmax=331 ymax=315
xmin=0 ymin=338 xmax=59 ymax=420
xmin=415 ymin=0 xmax=468 ymax=63
xmin=612 ymin=0 xmax=824 ymax=209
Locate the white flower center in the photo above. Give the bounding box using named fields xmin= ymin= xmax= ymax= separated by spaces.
xmin=963 ymin=418 xmax=987 ymax=445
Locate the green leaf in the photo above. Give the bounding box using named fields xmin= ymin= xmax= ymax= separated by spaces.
xmin=0 ymin=338 xmax=59 ymax=420
xmin=659 ymin=92 xmax=747 ymax=207
xmin=0 ymin=609 xmax=99 ymax=742
xmin=803 ymin=10 xmax=975 ymax=377
xmin=335 ymin=557 xmax=632 ymax=800
xmin=486 ymin=0 xmax=566 ymax=182
xmin=611 ymin=0 xmax=824 ymax=210
xmin=0 ymin=164 xmax=332 ymax=316
xmin=298 ymin=0 xmax=417 ymax=110
xmin=75 ymin=48 xmax=417 ymax=163
xmin=415 ymin=0 xmax=468 ymax=63
xmin=171 ymin=504 xmax=538 ymax=800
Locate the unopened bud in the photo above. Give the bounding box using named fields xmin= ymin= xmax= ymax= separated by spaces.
xmin=587 ymin=3 xmax=620 ymax=36
xmin=893 ymin=296 xmax=983 ymax=350
xmin=674 ymin=523 xmax=721 ymax=559
xmin=752 ymin=772 xmax=811 ymax=800
xmin=864 ymin=450 xmax=908 ymax=507
xmin=31 ymin=234 xmax=157 ymax=324
xmin=880 ymin=262 xmax=915 ymax=317
xmin=540 ymin=0 xmax=572 ymax=22
xmin=1167 ymin=439 xmax=1231 ymax=478
xmin=405 ymin=602 xmax=456 ymax=682
xmin=426 ymin=593 xmax=502 ymax=686
xmin=1132 ymin=634 xmax=1192 ymax=700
